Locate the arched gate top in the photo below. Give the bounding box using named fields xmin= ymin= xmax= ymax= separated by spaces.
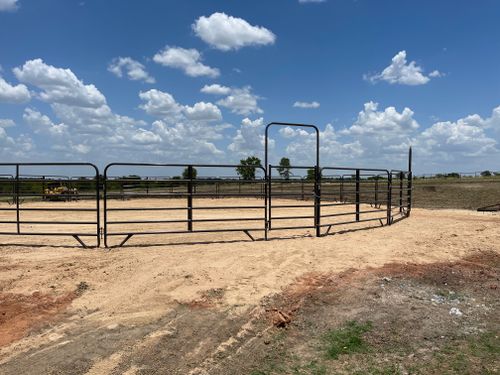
xmin=264 ymin=122 xmax=320 ymax=175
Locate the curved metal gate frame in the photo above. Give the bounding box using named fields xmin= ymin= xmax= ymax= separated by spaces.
xmin=265 ymin=122 xmax=321 ymax=237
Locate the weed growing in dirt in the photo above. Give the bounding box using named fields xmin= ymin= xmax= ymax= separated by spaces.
xmin=322 ymin=320 xmax=373 ymax=359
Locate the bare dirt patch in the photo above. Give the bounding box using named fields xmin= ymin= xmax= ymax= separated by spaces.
xmin=0 ymin=290 xmax=77 ymax=347
xmin=0 ymin=203 xmax=497 ymax=374
xmin=233 ymin=251 xmax=500 ymax=374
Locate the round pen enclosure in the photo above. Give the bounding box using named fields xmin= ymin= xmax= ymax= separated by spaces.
xmin=0 ymin=123 xmax=412 ymax=248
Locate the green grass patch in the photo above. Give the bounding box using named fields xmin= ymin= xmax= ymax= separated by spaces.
xmin=323 ymin=320 xmax=373 ymax=359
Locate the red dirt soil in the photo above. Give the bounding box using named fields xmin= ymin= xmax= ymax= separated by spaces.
xmin=0 ymin=291 xmax=77 ymax=347
xmin=263 ymin=251 xmax=500 ymax=327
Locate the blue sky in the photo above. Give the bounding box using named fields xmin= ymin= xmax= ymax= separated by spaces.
xmin=0 ymin=0 xmax=499 ymax=173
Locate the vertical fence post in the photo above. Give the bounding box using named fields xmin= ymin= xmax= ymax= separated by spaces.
xmin=263 ymin=168 xmax=268 ymax=240
xmin=399 ymin=171 xmax=403 ymax=213
xmin=387 ymin=173 xmax=392 ymax=225
xmin=103 ymin=168 xmax=108 ymax=247
xmin=95 ymin=169 xmax=100 ymax=248
xmin=355 ymin=169 xmax=360 ymax=222
xmin=407 ymin=171 xmax=412 ymax=217
xmin=374 ymin=177 xmax=379 ymax=208
xmin=42 ymin=176 xmax=46 ymax=200
xmin=15 ymin=164 xmax=20 ymax=234
xmin=268 ymin=165 xmax=272 ymax=231
xmin=407 ymin=146 xmax=413 ymax=217
xmin=340 ymin=176 xmax=344 ymax=202
xmin=187 ymin=165 xmax=193 ymax=232
xmin=314 ymin=165 xmax=321 ymax=237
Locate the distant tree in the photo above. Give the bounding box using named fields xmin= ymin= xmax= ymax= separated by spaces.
xmin=182 ymin=167 xmax=198 ymax=179
xmin=126 ymin=175 xmax=141 ymax=180
xmin=306 ymin=168 xmax=321 ymax=180
xmin=447 ymin=172 xmax=460 ymax=178
xmin=277 ymin=157 xmax=291 ymax=180
xmin=236 ymin=156 xmax=262 ymax=180
xmin=480 ymin=170 xmax=492 ymax=177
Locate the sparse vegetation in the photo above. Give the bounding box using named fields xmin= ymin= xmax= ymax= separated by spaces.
xmin=322 ymin=320 xmax=373 ymax=359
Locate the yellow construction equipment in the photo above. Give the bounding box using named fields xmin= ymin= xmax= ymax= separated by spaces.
xmin=44 ymin=183 xmax=79 ymax=201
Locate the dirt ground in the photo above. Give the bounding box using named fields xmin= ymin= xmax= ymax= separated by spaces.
xmin=0 ymin=199 xmax=498 ymax=374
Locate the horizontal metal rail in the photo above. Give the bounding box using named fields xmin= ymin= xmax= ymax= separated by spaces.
xmin=103 ymin=163 xmax=267 ymax=247
xmin=1 ymin=147 xmax=413 ymax=247
xmin=0 ymin=162 xmax=100 ymax=248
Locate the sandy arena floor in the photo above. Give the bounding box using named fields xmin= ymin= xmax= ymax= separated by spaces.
xmin=0 ymin=198 xmax=498 ymax=374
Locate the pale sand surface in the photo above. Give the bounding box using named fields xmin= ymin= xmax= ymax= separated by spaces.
xmin=0 ymin=198 xmax=498 ymax=365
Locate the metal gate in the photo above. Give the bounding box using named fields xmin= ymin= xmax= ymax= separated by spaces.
xmin=0 ymin=163 xmax=100 ymax=247
xmin=103 ymin=163 xmax=267 ymax=247
xmin=265 ymin=122 xmax=322 ymax=236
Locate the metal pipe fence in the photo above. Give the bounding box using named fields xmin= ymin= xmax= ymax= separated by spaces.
xmin=0 ymin=163 xmax=100 ymax=247
xmin=103 ymin=163 xmax=267 ymax=247
xmin=0 ymin=160 xmax=412 ymax=248
xmin=0 ymin=123 xmax=414 ymax=248
xmin=319 ymin=167 xmax=392 ymax=235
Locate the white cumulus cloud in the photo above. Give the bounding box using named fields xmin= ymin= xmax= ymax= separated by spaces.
xmin=192 ymin=12 xmax=276 ymax=51
xmin=0 ymin=118 xmax=15 ymax=128
xmin=153 ymin=46 xmax=219 ymax=78
xmin=184 ymin=102 xmax=222 ymax=121
xmin=200 ymin=84 xmax=231 ymax=95
xmin=278 ymin=124 xmax=362 ymax=166
xmin=108 ymin=57 xmax=155 ymax=84
xmin=342 ymin=101 xmax=419 ymax=136
xmin=228 ymin=117 xmax=272 ymax=157
xmin=139 ymin=89 xmax=223 ymax=122
xmin=14 ymin=58 xmax=106 ymax=107
xmin=417 ymin=109 xmax=499 ymax=158
xmin=216 ymin=86 xmax=263 ymax=116
xmin=139 ymin=89 xmax=183 ymax=118
xmin=293 ymin=101 xmax=320 ymax=109
xmin=365 ymin=51 xmax=441 ymax=86
xmin=0 ymin=76 xmax=31 ymax=103
xmin=23 ymin=108 xmax=68 ymax=136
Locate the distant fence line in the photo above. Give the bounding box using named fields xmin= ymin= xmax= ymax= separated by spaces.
xmin=415 ymin=171 xmax=500 ymax=179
